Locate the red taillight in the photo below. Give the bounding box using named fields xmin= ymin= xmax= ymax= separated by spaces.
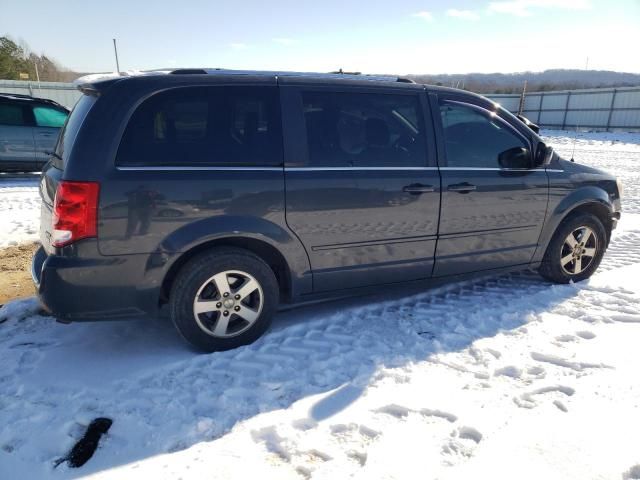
xmin=52 ymin=181 xmax=100 ymax=247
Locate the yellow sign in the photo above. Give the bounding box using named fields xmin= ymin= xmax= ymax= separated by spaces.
xmin=19 ymin=73 xmax=29 ymax=79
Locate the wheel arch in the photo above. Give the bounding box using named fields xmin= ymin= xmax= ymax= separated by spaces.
xmin=160 ymin=235 xmax=296 ymax=305
xmin=533 ymin=187 xmax=615 ymax=264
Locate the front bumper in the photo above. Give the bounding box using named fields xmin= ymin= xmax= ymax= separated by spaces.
xmin=611 ymin=210 xmax=621 ymax=231
xmin=31 ymin=241 xmax=163 ymax=321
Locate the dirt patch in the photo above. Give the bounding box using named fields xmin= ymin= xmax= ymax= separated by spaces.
xmin=0 ymin=243 xmax=38 ymax=304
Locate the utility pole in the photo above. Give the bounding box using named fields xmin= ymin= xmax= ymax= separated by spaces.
xmin=518 ymin=80 xmax=527 ymax=116
xmin=34 ymin=62 xmax=41 ymax=90
xmin=113 ymin=38 xmax=121 ymax=74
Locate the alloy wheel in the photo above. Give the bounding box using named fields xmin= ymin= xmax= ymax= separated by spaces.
xmin=192 ymin=270 xmax=264 ymax=338
xmin=560 ymin=226 xmax=598 ymax=276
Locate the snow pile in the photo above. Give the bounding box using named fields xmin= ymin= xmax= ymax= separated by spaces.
xmin=0 ymin=131 xmax=639 ymax=479
xmin=0 ymin=178 xmax=41 ymax=248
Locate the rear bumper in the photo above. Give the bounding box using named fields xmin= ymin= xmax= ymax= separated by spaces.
xmin=31 ymin=241 xmax=163 ymax=321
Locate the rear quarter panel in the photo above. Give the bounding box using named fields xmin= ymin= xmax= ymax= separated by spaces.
xmin=63 ymin=76 xmax=312 ymax=297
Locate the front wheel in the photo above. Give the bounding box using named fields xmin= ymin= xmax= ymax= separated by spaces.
xmin=539 ymin=213 xmax=607 ymax=284
xmin=169 ymin=248 xmax=279 ymax=352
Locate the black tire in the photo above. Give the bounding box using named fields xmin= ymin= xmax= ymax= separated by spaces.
xmin=539 ymin=213 xmax=607 ymax=284
xmin=169 ymin=247 xmax=279 ymax=352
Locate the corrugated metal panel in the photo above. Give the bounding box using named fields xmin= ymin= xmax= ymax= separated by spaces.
xmin=565 ymin=110 xmax=609 ymax=127
xmin=523 ymin=94 xmax=542 ymax=110
xmin=486 ymin=86 xmax=640 ymax=131
xmin=613 ymin=90 xmax=640 ymax=109
xmin=0 ymin=80 xmax=81 ymax=109
xmin=569 ymin=91 xmax=613 ymax=109
xmin=610 ymin=109 xmax=640 ymax=128
xmin=540 ymin=93 xmax=568 ymax=110
xmin=539 ymin=111 xmax=565 ymax=125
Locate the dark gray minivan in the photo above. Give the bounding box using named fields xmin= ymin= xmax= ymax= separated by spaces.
xmin=32 ymin=69 xmax=622 ymax=351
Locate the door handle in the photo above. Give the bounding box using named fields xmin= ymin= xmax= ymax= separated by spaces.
xmin=447 ymin=182 xmax=477 ymax=193
xmin=403 ymin=184 xmax=435 ymax=194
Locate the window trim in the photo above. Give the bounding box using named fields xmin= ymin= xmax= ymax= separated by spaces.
xmin=438 ymin=97 xmax=535 ymax=170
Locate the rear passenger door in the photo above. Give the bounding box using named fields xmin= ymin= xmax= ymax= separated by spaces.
xmin=432 ymin=94 xmax=548 ymax=276
xmin=281 ymin=83 xmax=440 ymax=292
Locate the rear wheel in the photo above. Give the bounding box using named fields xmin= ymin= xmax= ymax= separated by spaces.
xmin=539 ymin=213 xmax=607 ymax=284
xmin=169 ymin=248 xmax=279 ymax=352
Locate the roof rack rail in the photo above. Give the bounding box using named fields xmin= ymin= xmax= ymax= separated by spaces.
xmin=329 ymin=69 xmax=362 ymax=75
xmin=0 ymin=92 xmax=66 ymax=108
xmin=0 ymin=93 xmax=34 ymax=99
xmin=170 ymin=68 xmax=208 ymax=75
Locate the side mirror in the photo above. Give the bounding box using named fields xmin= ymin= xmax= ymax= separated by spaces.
xmin=498 ymin=147 xmax=533 ymax=169
xmin=517 ymin=114 xmax=540 ymax=134
xmin=535 ymin=142 xmax=554 ymax=167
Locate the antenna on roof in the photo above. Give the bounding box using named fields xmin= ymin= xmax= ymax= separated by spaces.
xmin=112 ymin=39 xmax=121 ymax=75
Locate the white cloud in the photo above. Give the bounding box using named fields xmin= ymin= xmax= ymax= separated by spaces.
xmin=273 ymin=38 xmax=296 ymax=46
xmin=488 ymin=0 xmax=590 ymax=17
xmin=412 ymin=11 xmax=434 ymax=21
xmin=446 ymin=9 xmax=480 ymax=20
xmin=230 ymin=43 xmax=248 ymax=50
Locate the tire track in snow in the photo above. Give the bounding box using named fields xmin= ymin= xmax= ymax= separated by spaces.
xmin=1 ymin=196 xmax=640 ymax=474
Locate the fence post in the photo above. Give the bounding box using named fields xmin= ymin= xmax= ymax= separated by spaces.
xmin=561 ymin=91 xmax=571 ymax=130
xmin=605 ymin=88 xmax=618 ymax=132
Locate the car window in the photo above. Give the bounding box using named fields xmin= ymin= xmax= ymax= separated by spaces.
xmin=301 ymin=91 xmax=426 ymax=167
xmin=439 ymin=101 xmax=528 ymax=168
xmin=116 ymin=86 xmax=282 ymax=166
xmin=0 ymin=103 xmax=27 ymax=126
xmin=33 ymin=105 xmax=68 ymax=128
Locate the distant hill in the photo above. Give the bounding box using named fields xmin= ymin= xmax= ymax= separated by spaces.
xmin=406 ymin=69 xmax=640 ymax=94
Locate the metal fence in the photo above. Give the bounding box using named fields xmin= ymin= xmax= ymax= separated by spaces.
xmin=487 ymin=86 xmax=640 ymax=132
xmin=0 ymin=80 xmax=81 ymax=109
xmin=2 ymin=79 xmax=640 ymax=132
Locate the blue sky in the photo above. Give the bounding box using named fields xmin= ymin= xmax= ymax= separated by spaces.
xmin=2 ymin=0 xmax=639 ymax=74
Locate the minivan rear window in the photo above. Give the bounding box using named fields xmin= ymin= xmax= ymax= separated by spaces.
xmin=116 ymin=86 xmax=282 ymax=167
xmin=54 ymin=94 xmax=96 ymax=168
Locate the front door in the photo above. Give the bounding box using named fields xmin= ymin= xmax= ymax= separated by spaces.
xmin=31 ymin=103 xmax=68 ymax=164
xmin=282 ymin=84 xmax=441 ymax=292
xmin=433 ymin=95 xmax=549 ymax=276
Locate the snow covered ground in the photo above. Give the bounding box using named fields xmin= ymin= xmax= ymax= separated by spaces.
xmin=1 ymin=130 xmax=640 ymax=479
xmin=0 ymin=176 xmax=41 ymax=248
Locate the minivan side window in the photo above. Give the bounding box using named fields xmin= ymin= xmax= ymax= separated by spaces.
xmin=33 ymin=105 xmax=68 ymax=128
xmin=0 ymin=103 xmax=27 ymax=126
xmin=301 ymin=91 xmax=426 ymax=168
xmin=116 ymin=86 xmax=282 ymax=166
xmin=439 ymin=101 xmax=528 ymax=168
